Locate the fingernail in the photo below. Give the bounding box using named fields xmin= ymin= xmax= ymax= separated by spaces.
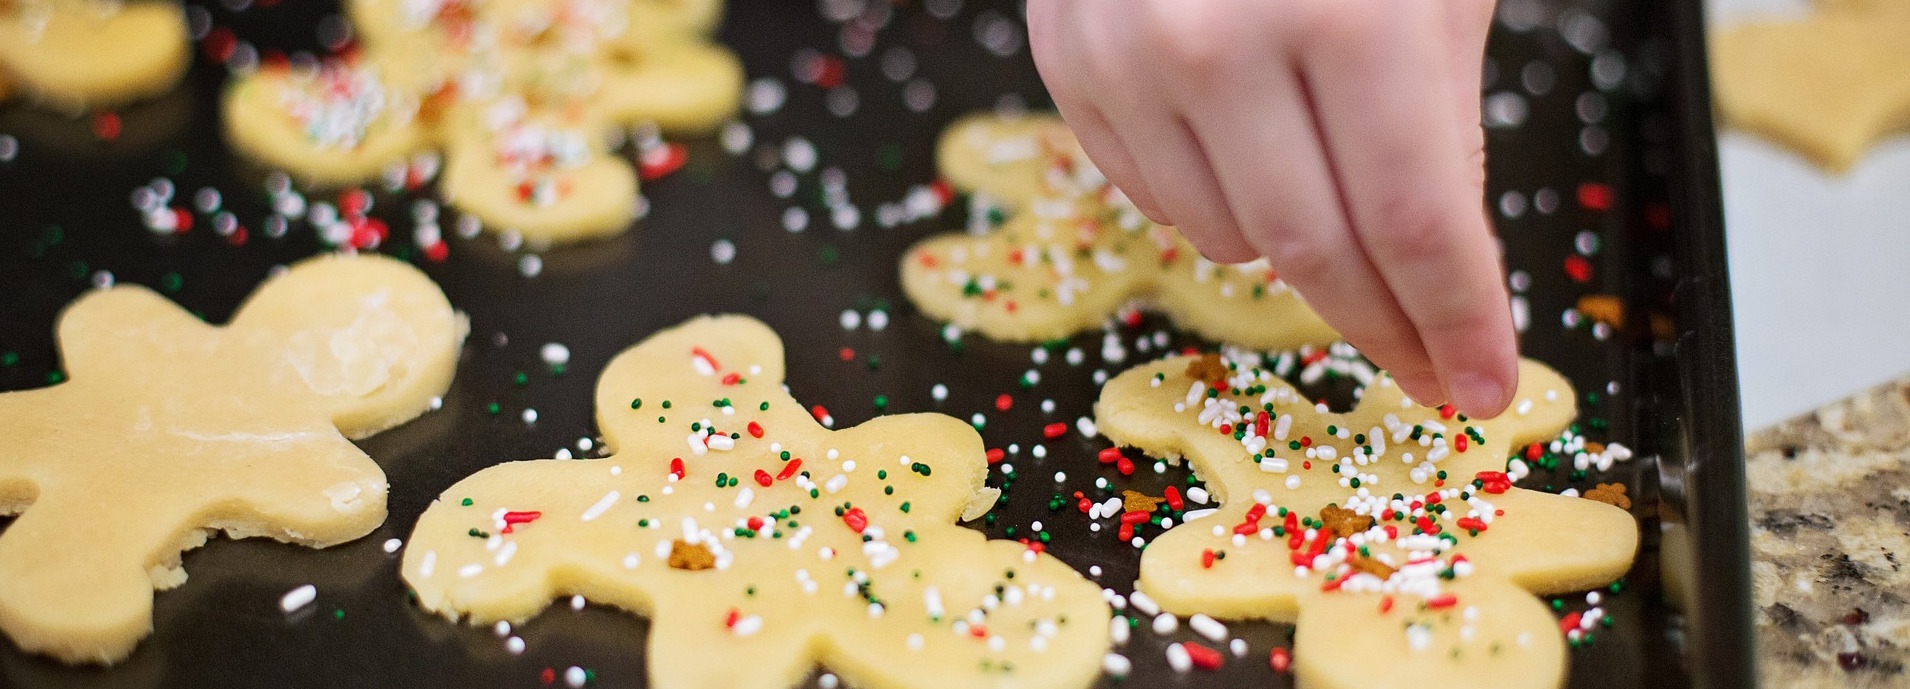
xmin=1449 ymin=371 xmax=1513 ymax=417
xmin=1393 ymin=372 xmax=1445 ymax=407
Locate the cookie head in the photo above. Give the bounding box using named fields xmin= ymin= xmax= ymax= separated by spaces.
xmin=226 ymin=254 xmax=465 ymax=437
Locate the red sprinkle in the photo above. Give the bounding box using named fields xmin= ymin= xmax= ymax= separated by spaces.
xmin=1380 ymin=596 xmax=1395 ymax=614
xmin=1577 ymin=181 xmax=1613 ymax=211
xmin=721 ymin=372 xmax=741 ymax=386
xmin=670 ymin=457 xmax=686 ymax=479
xmin=1269 ymin=648 xmax=1292 ymax=673
xmin=1200 ymin=548 xmax=1216 ymax=569
xmin=1564 ymin=255 xmax=1594 ymax=283
xmin=423 ymin=241 xmax=450 ymax=262
xmin=841 ymin=507 xmax=869 ymax=534
xmin=985 ymin=448 xmax=1005 ymax=464
xmin=1457 ymin=517 xmax=1490 ymax=532
xmin=1097 ymin=447 xmax=1122 ymax=464
xmin=1425 ymin=593 xmax=1459 ymax=610
xmin=639 ymin=142 xmax=688 ymax=180
xmin=776 ymin=458 xmax=803 ymax=481
xmin=1184 ymin=642 xmax=1223 ymax=670
xmin=753 ymin=469 xmax=773 ymax=487
xmin=540 ymin=667 xmax=556 ymax=685
xmin=1042 ymin=422 xmax=1067 ymax=439
xmin=839 ymin=347 xmax=855 ymax=361
xmin=91 ymin=112 xmax=122 ymax=141
xmin=1455 ymin=434 xmax=1468 ymax=452
xmin=1164 ymin=486 xmax=1184 ymax=511
xmin=1117 ymin=523 xmax=1135 ymax=541
xmin=810 ymin=405 xmax=831 ymax=423
xmin=995 ymin=394 xmax=1013 ymax=412
xmin=1439 ymin=404 xmax=1457 ymax=419
xmin=1120 ymin=511 xmax=1151 ymax=526
xmin=1115 ymin=456 xmax=1135 ymax=476
xmin=747 ymin=421 xmax=764 ymax=438
xmin=500 ymin=510 xmax=541 ymax=534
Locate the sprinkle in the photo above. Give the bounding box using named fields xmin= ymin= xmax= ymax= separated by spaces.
xmin=580 ymin=491 xmax=620 ymax=521
xmin=279 ymin=584 xmax=317 ymax=613
xmin=382 ymin=538 xmax=402 ymax=553
xmin=1165 ymin=643 xmax=1193 ymax=672
xmin=1152 ymin=613 xmax=1178 ymax=635
xmin=1102 ymin=653 xmax=1133 ymax=677
xmin=540 ymin=343 xmax=570 ymax=366
xmin=564 ymin=666 xmax=586 ymax=688
xmin=1189 ymin=614 xmax=1228 ymax=642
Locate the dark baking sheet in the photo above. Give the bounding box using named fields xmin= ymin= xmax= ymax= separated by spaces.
xmin=0 ymin=0 xmax=1752 ymax=686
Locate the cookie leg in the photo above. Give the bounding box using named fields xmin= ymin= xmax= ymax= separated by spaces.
xmin=0 ymin=491 xmax=167 ymax=665
xmin=644 ymin=596 xmax=821 ymax=689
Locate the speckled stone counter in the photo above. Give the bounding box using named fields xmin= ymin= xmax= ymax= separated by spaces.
xmin=1747 ymin=375 xmax=1910 ymax=687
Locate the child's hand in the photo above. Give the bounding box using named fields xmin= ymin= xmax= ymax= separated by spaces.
xmin=1027 ymin=0 xmax=1515 ymax=416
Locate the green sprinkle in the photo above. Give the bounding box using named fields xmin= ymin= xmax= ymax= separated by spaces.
xmin=460 ymin=498 xmax=474 ymax=506
xmin=631 ymin=398 xmax=643 ymax=409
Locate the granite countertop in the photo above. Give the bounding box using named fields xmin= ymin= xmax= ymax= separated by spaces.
xmin=1747 ymin=374 xmax=1910 ymax=686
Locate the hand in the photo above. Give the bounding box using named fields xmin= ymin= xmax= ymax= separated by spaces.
xmin=1027 ymin=0 xmax=1517 ymax=416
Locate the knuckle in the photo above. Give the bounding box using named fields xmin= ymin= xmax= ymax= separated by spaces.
xmin=1259 ymin=235 xmax=1336 ymax=286
xmin=1366 ymin=194 xmax=1456 ymax=260
xmin=1143 ymin=2 xmax=1233 ymax=73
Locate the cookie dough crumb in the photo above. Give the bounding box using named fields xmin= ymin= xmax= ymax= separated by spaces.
xmin=1583 ymin=483 xmax=1631 ymax=510
xmin=668 ymin=540 xmax=716 ymax=570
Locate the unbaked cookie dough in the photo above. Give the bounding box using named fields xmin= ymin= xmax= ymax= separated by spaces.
xmin=1711 ymin=1 xmax=1910 ymax=171
xmin=0 ymin=254 xmax=464 ymax=665
xmin=403 ymin=315 xmax=1111 ymax=689
xmin=0 ymin=0 xmax=190 ymax=111
xmin=222 ymin=0 xmax=743 ymax=241
xmin=1094 ymin=351 xmax=1637 ymax=688
xmin=901 ymin=113 xmax=1339 ymax=349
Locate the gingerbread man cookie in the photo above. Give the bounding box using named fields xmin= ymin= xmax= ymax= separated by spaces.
xmin=221 ymin=0 xmax=742 ymax=241
xmin=0 ymin=0 xmax=189 ymax=111
xmin=403 ymin=315 xmax=1110 ymax=689
xmin=0 ymin=254 xmax=464 ymax=665
xmin=1094 ymin=351 xmax=1636 ymax=688
xmin=901 ymin=113 xmax=1338 ymax=349
xmin=1711 ymin=1 xmax=1910 ymax=171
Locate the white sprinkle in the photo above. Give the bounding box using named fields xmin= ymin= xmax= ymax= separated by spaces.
xmin=818 ymin=673 xmax=840 ymax=689
xmin=1110 ymin=615 xmax=1131 ymax=644
xmin=494 ymin=541 xmax=517 ymax=566
xmin=494 ymin=621 xmax=511 ymax=637
xmin=839 ymin=309 xmax=862 ymax=330
xmin=540 ymin=342 xmax=570 ymax=366
xmin=279 ymin=584 xmax=317 ymax=613
xmin=570 ymin=595 xmax=586 ymax=610
xmin=1103 ymin=653 xmax=1133 ymax=677
xmin=732 ymin=614 xmax=764 ymax=637
xmin=522 ymin=408 xmax=539 ymax=424
xmin=1129 ymin=590 xmax=1160 ymax=616
xmin=1166 ymin=643 xmax=1193 ymax=672
xmin=711 ymin=239 xmax=737 ymax=264
xmin=1230 ymin=637 xmax=1249 ymax=656
xmin=564 ymin=665 xmax=586 ymax=688
xmin=518 ymin=254 xmax=543 ymax=277
xmin=1189 ymin=614 xmax=1227 ymax=642
xmin=382 ymin=538 xmax=402 ymax=553
xmin=506 ymin=636 xmax=525 ymax=654
xmin=1152 ymin=613 xmax=1178 ymax=635
xmin=420 ymin=551 xmax=436 ymax=577
xmin=580 ymin=490 xmax=620 ymax=521
xmin=825 ymin=474 xmax=849 ymax=494
xmin=458 ymin=564 xmax=483 ymax=578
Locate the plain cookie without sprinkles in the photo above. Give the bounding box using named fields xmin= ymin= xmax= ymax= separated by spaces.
xmin=0 ymin=254 xmax=464 ymax=665
xmin=402 ymin=315 xmax=1111 ymax=689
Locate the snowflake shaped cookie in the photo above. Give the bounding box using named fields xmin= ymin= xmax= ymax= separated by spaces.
xmin=0 ymin=254 xmax=463 ymax=664
xmin=900 ymin=113 xmax=1337 ymax=349
xmin=403 ymin=315 xmax=1111 ymax=689
xmin=1094 ymin=350 xmax=1637 ymax=688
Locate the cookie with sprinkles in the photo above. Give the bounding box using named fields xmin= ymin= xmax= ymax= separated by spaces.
xmin=0 ymin=254 xmax=465 ymax=664
xmin=901 ymin=113 xmax=1338 ymax=349
xmin=402 ymin=315 xmax=1111 ymax=689
xmin=0 ymin=0 xmax=188 ymax=111
xmin=222 ymin=0 xmax=743 ymax=241
xmin=1094 ymin=351 xmax=1636 ymax=688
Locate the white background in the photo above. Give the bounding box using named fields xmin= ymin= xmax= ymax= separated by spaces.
xmin=1707 ymin=0 xmax=1910 ymax=431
